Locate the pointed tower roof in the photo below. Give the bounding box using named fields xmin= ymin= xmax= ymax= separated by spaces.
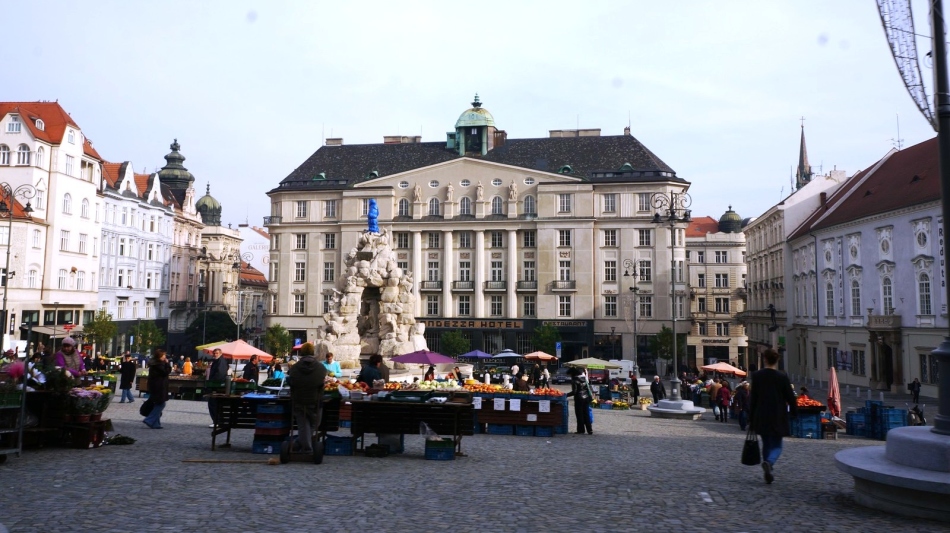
xmin=795 ymin=125 xmax=812 ymax=190
xmin=196 ymin=183 xmax=222 ymax=226
xmin=158 ymin=139 xmax=195 ymax=191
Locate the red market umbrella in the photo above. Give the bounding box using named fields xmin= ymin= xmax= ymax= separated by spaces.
xmin=203 ymin=340 xmax=274 ymax=363
xmin=700 ymin=362 xmax=747 ymax=377
xmin=828 ymin=366 xmax=841 ymax=418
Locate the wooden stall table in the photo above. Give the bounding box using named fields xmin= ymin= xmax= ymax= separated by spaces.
xmin=61 ymin=419 xmax=113 ymax=449
xmin=349 ymin=400 xmax=474 ymax=455
xmin=473 ymin=395 xmax=564 ymax=428
xmin=138 ymin=375 xmax=206 ymax=399
xmin=210 ymin=394 xmax=340 ymax=451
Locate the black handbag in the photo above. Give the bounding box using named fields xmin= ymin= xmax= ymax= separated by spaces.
xmin=741 ymin=427 xmax=761 ymax=466
xmin=139 ymin=397 xmax=154 ymax=417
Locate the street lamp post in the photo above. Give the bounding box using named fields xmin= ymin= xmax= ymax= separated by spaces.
xmin=0 ymin=183 xmax=35 ymax=351
xmin=52 ymin=301 xmax=59 ymax=348
xmin=652 ymin=190 xmax=691 ymax=402
xmin=610 ymin=326 xmax=617 ymax=359
xmin=623 ymin=259 xmax=640 ymax=377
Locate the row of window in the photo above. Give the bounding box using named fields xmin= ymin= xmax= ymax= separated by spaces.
xmin=104 ymin=204 xmax=166 ymax=233
xmin=689 ymin=250 xmax=740 ymax=264
xmin=806 ymin=274 xmax=934 ymax=318
xmin=5 ymin=115 xmax=75 ymax=141
xmin=100 ymin=268 xmax=163 ymax=290
xmin=100 ymin=299 xmax=160 ymax=319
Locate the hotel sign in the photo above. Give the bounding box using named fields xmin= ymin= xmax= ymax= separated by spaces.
xmin=421 ymin=319 xmax=523 ymax=329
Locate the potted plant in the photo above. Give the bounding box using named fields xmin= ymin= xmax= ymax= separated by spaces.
xmin=67 ymin=387 xmax=102 ymax=423
xmin=638 ymin=397 xmax=653 ymax=410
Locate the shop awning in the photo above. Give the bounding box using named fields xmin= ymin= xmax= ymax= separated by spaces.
xmin=24 ymin=325 xmax=84 ymax=336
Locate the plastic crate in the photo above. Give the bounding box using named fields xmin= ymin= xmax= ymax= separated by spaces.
xmin=846 ymin=412 xmax=867 ymax=436
xmin=251 ymin=440 xmax=281 ymax=454
xmin=324 ymin=435 xmax=354 ymax=456
xmin=255 ymin=419 xmax=289 ymax=429
xmin=339 ymin=420 xmax=352 ymax=428
xmin=880 ymin=408 xmax=907 ymax=426
xmin=599 ymin=403 xmax=612 ymax=410
xmin=535 ymin=426 xmax=554 ymax=437
xmin=515 ymin=425 xmax=535 ymax=437
xmin=424 ymin=438 xmax=455 ymax=461
xmin=254 ymin=427 xmax=290 ymax=437
xmin=257 ymin=403 xmax=287 ymax=414
xmin=487 ymin=424 xmax=513 ymax=435
xmin=377 ymin=434 xmax=404 ymax=454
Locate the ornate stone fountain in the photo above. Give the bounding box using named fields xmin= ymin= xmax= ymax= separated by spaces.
xmin=314 ymin=200 xmax=427 ymax=362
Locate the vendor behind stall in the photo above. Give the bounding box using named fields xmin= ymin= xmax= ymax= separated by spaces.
xmin=322 ymin=352 xmax=342 ymax=378
xmin=288 ymin=344 xmax=327 ymax=452
xmin=358 ymin=355 xmax=383 ymax=385
xmin=54 ymin=337 xmax=85 ymax=377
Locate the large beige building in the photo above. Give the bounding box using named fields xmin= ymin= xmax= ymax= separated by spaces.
xmin=265 ymin=97 xmax=692 ymax=368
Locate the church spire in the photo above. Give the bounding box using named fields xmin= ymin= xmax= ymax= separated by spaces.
xmin=795 ymin=122 xmax=813 ymax=190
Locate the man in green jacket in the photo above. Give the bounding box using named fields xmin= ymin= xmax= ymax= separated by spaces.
xmin=288 ymin=345 xmax=327 ymax=452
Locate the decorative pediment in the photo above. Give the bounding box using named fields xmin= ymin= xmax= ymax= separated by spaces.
xmin=911 ymin=255 xmax=934 ymax=273
xmin=876 ymin=260 xmax=895 ymax=278
xmin=846 ymin=265 xmax=862 ymax=280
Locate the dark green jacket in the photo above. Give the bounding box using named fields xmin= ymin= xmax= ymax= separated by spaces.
xmin=289 ymin=356 xmax=327 ymax=406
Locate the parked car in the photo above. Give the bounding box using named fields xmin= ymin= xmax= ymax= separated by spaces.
xmin=551 ymin=368 xmax=572 ymax=384
xmin=587 ymin=369 xmax=609 ymax=385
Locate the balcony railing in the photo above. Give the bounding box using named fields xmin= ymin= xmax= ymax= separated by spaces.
xmin=419 ymin=280 xmax=442 ymax=291
xmin=484 ymin=281 xmax=507 ymax=291
xmin=552 ymin=280 xmax=576 ymax=291
xmin=517 ymin=280 xmax=538 ymax=291
xmin=452 ymin=281 xmax=474 ymax=291
xmin=263 ymin=216 xmax=282 ymax=226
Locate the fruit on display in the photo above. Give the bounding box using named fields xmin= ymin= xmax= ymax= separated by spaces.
xmin=796 ymin=395 xmax=823 ymax=407
xmin=383 ymin=382 xmax=403 ymax=390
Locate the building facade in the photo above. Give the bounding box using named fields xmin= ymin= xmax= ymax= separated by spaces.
xmin=787 ymin=136 xmax=943 ymax=398
xmin=0 ymin=102 xmax=104 ymax=349
xmin=98 ymin=161 xmax=173 ymax=355
xmin=685 ymin=209 xmax=748 ymax=371
xmin=265 ymin=97 xmax=691 ymax=366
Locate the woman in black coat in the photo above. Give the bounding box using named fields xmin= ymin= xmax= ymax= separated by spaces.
xmin=565 ymin=367 xmax=593 ymax=435
xmin=119 ymin=353 xmax=137 ymax=403
xmin=750 ymin=348 xmax=797 ymax=484
xmin=143 ymin=349 xmax=171 ymax=429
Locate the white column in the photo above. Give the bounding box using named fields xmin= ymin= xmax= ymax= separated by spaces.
xmin=443 ymin=230 xmax=453 ymax=318
xmin=412 ymin=231 xmax=423 ymax=317
xmin=474 ymin=230 xmax=485 ymax=317
xmin=507 ymin=229 xmax=517 ymax=317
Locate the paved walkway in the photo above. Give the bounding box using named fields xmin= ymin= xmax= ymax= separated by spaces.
xmin=0 ymin=392 xmax=946 ymax=532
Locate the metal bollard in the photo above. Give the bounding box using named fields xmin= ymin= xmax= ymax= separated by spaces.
xmin=856 ymin=387 xmax=860 ymax=397
xmin=845 ymin=385 xmax=850 ymax=395
xmin=880 ymin=392 xmax=884 ymax=403
xmin=867 ymin=388 xmax=871 ymax=400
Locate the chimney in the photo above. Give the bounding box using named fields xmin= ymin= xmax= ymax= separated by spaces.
xmin=325 ymin=138 xmax=343 ymax=146
xmin=383 ymin=136 xmax=422 ymax=144
xmin=820 ymin=192 xmax=827 ymax=206
xmin=623 ymin=126 xmax=631 ymax=136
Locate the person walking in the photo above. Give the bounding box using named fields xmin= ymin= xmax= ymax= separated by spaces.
xmin=733 ymin=381 xmax=751 ymax=431
xmin=206 ymin=348 xmax=229 ymax=428
xmin=541 ymin=366 xmax=550 ymax=389
xmin=565 ymin=367 xmax=593 ymax=435
xmin=288 ymin=344 xmax=327 ymax=452
xmin=650 ymin=375 xmax=666 ymax=404
xmin=910 ymin=378 xmax=922 ymax=404
xmin=717 ymin=381 xmax=732 ymax=423
xmin=750 ymin=348 xmax=798 ymax=484
xmin=118 ymin=353 xmax=137 ymax=403
xmin=143 ymin=349 xmax=171 ymax=429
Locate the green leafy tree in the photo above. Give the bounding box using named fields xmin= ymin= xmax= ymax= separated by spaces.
xmin=265 ymin=323 xmax=294 ymax=358
xmin=531 ymin=323 xmax=561 ymax=357
xmin=83 ymin=310 xmax=117 ymax=354
xmin=649 ymin=326 xmax=686 ymax=368
xmin=129 ymin=320 xmax=166 ymax=355
xmin=439 ymin=330 xmax=470 ymax=357
xmin=185 ymin=311 xmax=237 ymax=347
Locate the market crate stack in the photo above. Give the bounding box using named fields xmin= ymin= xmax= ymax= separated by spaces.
xmin=324 ymin=434 xmax=354 ymax=456
xmin=252 ymin=402 xmax=290 ymax=455
xmin=845 ymin=401 xmax=908 ymax=440
xmin=424 ymin=438 xmax=455 ymax=461
xmin=790 ymin=411 xmax=822 ymax=439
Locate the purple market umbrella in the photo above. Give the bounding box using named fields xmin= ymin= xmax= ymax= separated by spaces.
xmin=459 ymin=350 xmax=494 ymax=359
xmin=391 ymin=350 xmax=455 ymax=365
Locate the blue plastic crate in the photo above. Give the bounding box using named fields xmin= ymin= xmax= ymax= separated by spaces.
xmin=487 ymin=424 xmax=513 ymax=435
xmin=424 ymin=438 xmax=455 ymax=460
xmin=255 ymin=419 xmax=289 ymax=429
xmin=251 ymin=440 xmax=281 ymax=454
xmin=866 ymin=400 xmax=884 ymax=410
xmin=535 ymin=426 xmax=554 ymax=437
xmin=880 ymin=409 xmax=907 ymax=425
xmin=257 ymin=403 xmax=287 ymax=414
xmin=515 ymin=425 xmax=535 ymax=436
xmin=339 ymin=420 xmax=352 ymax=428
xmin=324 ymin=435 xmax=354 ymax=456
xmin=599 ymin=403 xmax=612 ymax=410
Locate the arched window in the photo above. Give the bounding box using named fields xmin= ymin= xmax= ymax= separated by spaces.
xmin=81 ymin=199 xmax=90 ymax=218
xmin=850 ymin=279 xmax=861 ymax=316
xmin=398 ymin=198 xmax=410 ymax=217
xmin=16 ymin=144 xmax=30 ymax=165
xmin=825 ymin=282 xmax=834 ymax=316
xmin=882 ymin=278 xmax=893 ymax=313
xmin=62 ymin=193 xmax=72 ymax=214
xmin=36 ymin=146 xmax=44 ymax=168
xmin=919 ymin=273 xmax=932 ymax=315
xmin=0 ymin=145 xmax=9 ymax=165
xmin=491 ymin=196 xmax=503 ymax=215
xmin=523 ymin=195 xmax=536 ymax=215
xmin=459 ymin=197 xmax=472 ymax=215
xmin=428 ymin=198 xmax=440 ymax=216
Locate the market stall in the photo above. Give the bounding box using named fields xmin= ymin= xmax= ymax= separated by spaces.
xmin=209 ymin=394 xmax=340 ymax=451
xmin=349 ymin=396 xmax=474 ymax=455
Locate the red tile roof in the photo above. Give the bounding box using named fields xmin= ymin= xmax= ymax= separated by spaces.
xmin=0 ymin=101 xmax=80 ymax=146
xmin=686 ymin=216 xmax=719 ymax=237
xmin=101 ymin=162 xmax=122 ymax=188
xmin=791 ymin=136 xmax=938 ymax=239
xmin=249 ymin=226 xmax=269 ymax=239
xmin=134 ymin=172 xmax=151 ymax=198
xmin=83 ymin=138 xmax=102 ymax=161
xmin=240 ymin=261 xmax=268 ymax=287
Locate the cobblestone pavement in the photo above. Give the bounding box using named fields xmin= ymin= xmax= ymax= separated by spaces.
xmin=1 ymin=392 xmax=946 ymax=533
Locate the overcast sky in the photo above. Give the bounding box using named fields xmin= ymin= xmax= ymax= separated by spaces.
xmin=7 ymin=1 xmax=940 ymax=229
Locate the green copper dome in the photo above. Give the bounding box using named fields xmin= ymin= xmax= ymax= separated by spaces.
xmin=719 ymin=205 xmax=742 ymax=234
xmin=157 ymin=139 xmax=195 ymax=190
xmin=455 ymin=94 xmax=495 ymax=129
xmin=196 ymin=183 xmax=222 ymax=226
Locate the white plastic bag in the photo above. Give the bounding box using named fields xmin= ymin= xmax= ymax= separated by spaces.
xmin=419 ymin=421 xmax=441 ymax=441
xmin=337 ymin=384 xmax=350 ymax=398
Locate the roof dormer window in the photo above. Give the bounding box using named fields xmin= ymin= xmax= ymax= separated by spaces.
xmin=6 ymin=115 xmax=21 ymax=133
xmin=68 ymin=129 xmax=75 ymax=144
xmin=34 ymin=118 xmax=44 ymax=131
